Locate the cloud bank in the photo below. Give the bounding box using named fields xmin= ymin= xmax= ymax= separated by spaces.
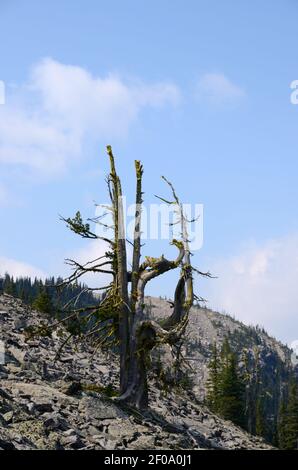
xmin=0 ymin=58 xmax=180 ymax=177
xmin=0 ymin=256 xmax=47 ymax=279
xmin=196 ymin=73 xmax=245 ymax=105
xmin=206 ymin=234 xmax=298 ymax=344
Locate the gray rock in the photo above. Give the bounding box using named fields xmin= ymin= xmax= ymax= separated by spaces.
xmin=0 ymin=438 xmax=16 ymax=450
xmin=43 ymin=413 xmax=69 ymax=431
xmin=13 ymin=318 xmax=27 ymax=330
xmin=79 ymin=397 xmax=125 ymax=421
xmin=2 ymin=411 xmax=13 ymax=424
xmin=0 ymin=388 xmax=11 ymax=400
xmin=32 ymin=402 xmax=54 ymax=413
xmin=0 ymin=294 xmax=275 ymax=451
xmin=60 ymin=433 xmax=85 ymax=449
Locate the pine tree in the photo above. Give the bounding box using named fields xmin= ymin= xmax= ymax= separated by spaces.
xmin=277 ymin=399 xmax=288 ymax=449
xmin=206 ymin=339 xmax=246 ymax=429
xmin=3 ymin=274 xmax=16 ymax=296
xmin=206 ymin=343 xmax=220 ymax=412
xmin=255 ymin=397 xmax=266 ymax=437
xmin=218 ymin=348 xmax=245 ymax=427
xmin=279 ymin=379 xmax=298 ymax=449
xmin=0 ymin=274 xmax=98 ymax=313
xmin=32 ymin=288 xmax=53 ymax=314
xmin=286 ymin=380 xmax=298 ymax=449
xmin=220 ymin=337 xmax=232 ymax=363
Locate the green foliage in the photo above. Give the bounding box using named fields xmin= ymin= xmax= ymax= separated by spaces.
xmin=32 ymin=288 xmax=53 ymax=314
xmin=177 ymin=371 xmax=195 ymax=391
xmin=277 ymin=399 xmax=288 ymax=449
xmin=255 ymin=398 xmax=267 ymax=437
xmin=206 ymin=343 xmax=220 ymax=412
xmin=219 ymin=350 xmax=245 ymax=426
xmin=1 ymin=274 xmax=16 ymax=296
xmin=206 ymin=339 xmax=245 ymax=428
xmin=24 ymin=323 xmax=52 ymax=340
xmin=210 ymin=319 xmax=223 ymax=329
xmin=65 ymin=211 xmax=91 ymax=236
xmin=278 ymin=378 xmax=298 ymax=449
xmin=0 ymin=274 xmax=99 ymax=315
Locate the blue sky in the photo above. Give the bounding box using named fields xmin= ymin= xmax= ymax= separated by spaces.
xmin=0 ymin=0 xmax=298 ymax=343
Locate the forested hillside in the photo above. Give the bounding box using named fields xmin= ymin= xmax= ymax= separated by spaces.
xmin=0 ymin=274 xmax=99 ymax=313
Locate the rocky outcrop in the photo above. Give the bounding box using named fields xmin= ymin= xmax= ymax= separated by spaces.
xmin=0 ymin=294 xmax=273 ymax=450
xmin=147 ymin=296 xmax=294 ymax=439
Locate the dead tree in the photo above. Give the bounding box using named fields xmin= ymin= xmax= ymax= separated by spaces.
xmin=60 ymin=146 xmax=210 ymax=409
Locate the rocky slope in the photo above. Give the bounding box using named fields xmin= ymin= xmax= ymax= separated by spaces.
xmin=0 ymin=294 xmax=273 ymax=450
xmin=147 ymin=296 xmax=293 ymax=390
xmin=147 ymin=297 xmax=295 ymax=440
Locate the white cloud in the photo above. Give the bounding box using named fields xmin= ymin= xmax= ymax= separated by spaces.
xmin=0 ymin=58 xmax=180 ymax=177
xmin=0 ymin=256 xmax=47 ymax=279
xmin=206 ymin=234 xmax=298 ymax=344
xmin=0 ymin=105 xmax=79 ymax=175
xmin=195 ymin=73 xmax=245 ymax=105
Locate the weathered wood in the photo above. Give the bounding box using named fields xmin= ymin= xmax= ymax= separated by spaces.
xmin=107 ymin=145 xmax=130 ymax=394
xmin=62 ymin=147 xmax=203 ymax=410
xmin=131 ymin=160 xmax=143 ymax=312
xmin=119 ymin=241 xmax=185 ymax=408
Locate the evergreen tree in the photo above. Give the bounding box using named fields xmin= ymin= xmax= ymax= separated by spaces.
xmin=278 ymin=379 xmax=298 ymax=449
xmin=3 ymin=274 xmax=16 ymax=296
xmin=32 ymin=288 xmax=53 ymax=314
xmin=255 ymin=397 xmax=266 ymax=437
xmin=220 ymin=337 xmax=232 ymax=363
xmin=218 ymin=348 xmax=245 ymax=427
xmin=277 ymin=399 xmax=288 ymax=449
xmin=0 ymin=274 xmax=98 ymax=313
xmin=206 ymin=338 xmax=246 ymax=428
xmin=206 ymin=343 xmax=220 ymax=412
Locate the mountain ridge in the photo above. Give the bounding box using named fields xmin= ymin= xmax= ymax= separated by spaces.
xmin=146 ymin=296 xmax=295 ymax=442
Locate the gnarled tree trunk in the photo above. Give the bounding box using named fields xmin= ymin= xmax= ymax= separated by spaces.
xmin=119 ymin=241 xmax=186 ymax=408
xmin=107 ymin=146 xmax=130 ymax=394
xmin=61 ymin=146 xmax=206 ymax=410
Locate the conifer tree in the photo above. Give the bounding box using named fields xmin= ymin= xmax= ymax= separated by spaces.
xmin=278 ymin=378 xmax=298 ymax=449
xmin=255 ymin=397 xmax=266 ymax=437
xmin=218 ymin=348 xmax=245 ymax=427
xmin=32 ymin=288 xmax=53 ymax=314
xmin=206 ymin=338 xmax=245 ymax=428
xmin=206 ymin=343 xmax=220 ymax=412
xmin=3 ymin=274 xmax=16 ymax=296
xmin=277 ymin=399 xmax=288 ymax=449
xmin=0 ymin=274 xmax=98 ymax=312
